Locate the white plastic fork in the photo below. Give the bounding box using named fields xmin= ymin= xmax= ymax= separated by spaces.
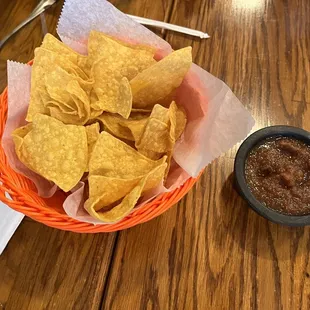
xmin=127 ymin=14 xmax=210 ymax=39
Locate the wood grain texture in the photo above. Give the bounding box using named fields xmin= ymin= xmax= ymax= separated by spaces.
xmin=1 ymin=0 xmax=310 ymax=309
xmin=102 ymin=0 xmax=310 ymax=309
xmin=0 ymin=0 xmax=173 ymax=310
xmin=0 ymin=220 xmax=116 ymax=310
xmin=0 ymin=0 xmax=65 ymax=92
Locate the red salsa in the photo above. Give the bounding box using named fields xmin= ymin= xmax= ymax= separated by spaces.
xmin=245 ymin=137 xmax=310 ymax=215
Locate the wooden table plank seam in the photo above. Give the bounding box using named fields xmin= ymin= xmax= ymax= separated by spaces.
xmin=1 ymin=0 xmax=310 ymax=309
xmin=101 ymin=1 xmax=176 ymax=309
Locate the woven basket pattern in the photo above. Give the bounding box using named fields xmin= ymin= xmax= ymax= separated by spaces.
xmin=0 ymin=86 xmax=199 ymax=233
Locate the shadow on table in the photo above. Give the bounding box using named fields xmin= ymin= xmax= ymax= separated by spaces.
xmin=218 ymin=173 xmax=308 ymax=261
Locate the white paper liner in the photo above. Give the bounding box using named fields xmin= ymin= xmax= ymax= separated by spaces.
xmin=2 ymin=0 xmax=254 ymax=224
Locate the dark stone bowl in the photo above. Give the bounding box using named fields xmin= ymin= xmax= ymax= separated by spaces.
xmin=234 ymin=126 xmax=310 ymax=227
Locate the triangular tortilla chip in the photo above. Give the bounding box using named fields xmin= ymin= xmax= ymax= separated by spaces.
xmin=14 ymin=114 xmax=88 ymax=192
xmin=130 ymin=47 xmax=192 ymax=108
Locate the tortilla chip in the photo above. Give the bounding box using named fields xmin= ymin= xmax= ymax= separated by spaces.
xmin=136 ymin=101 xmax=187 ymax=152
xmin=88 ymin=175 xmax=141 ymax=210
xmin=45 ymin=100 xmax=78 ymax=115
xmin=85 ymin=122 xmax=100 ymax=171
xmin=152 ymin=104 xmax=171 ymax=123
xmin=45 ymin=71 xmax=91 ymax=125
xmin=88 ymin=30 xmax=156 ymax=80
xmin=45 ymin=65 xmax=92 ymax=101
xmin=97 ymin=113 xmax=148 ymax=141
xmin=89 ymin=131 xmax=167 ymax=178
xmin=27 ymin=48 xmax=93 ymax=122
xmin=16 ymin=33 xmax=190 ymax=224
xmin=12 ymin=123 xmax=33 ymax=152
xmin=85 ymin=162 xmax=167 ymax=223
xmin=137 ymin=118 xmax=172 ymax=153
xmin=136 ymin=104 xmax=172 ymax=153
xmin=164 ymin=151 xmax=173 ymax=180
xmin=130 ymin=47 xmax=192 ymax=108
xmin=41 ymin=34 xmax=90 ymax=74
xmin=86 ymin=122 xmax=100 ymax=154
xmin=136 ymin=102 xmax=186 ymax=178
xmin=169 ymin=101 xmax=187 ymax=141
xmin=14 ymin=114 xmax=88 ymax=192
xmin=90 ymin=58 xmax=132 ymax=118
xmin=89 ymin=108 xmax=103 ymax=119
xmin=138 ymin=149 xmax=164 ymax=161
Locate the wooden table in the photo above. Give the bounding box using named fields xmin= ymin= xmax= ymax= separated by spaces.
xmin=0 ymin=0 xmax=310 ymax=309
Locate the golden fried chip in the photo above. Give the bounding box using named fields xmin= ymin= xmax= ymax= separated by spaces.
xmin=48 ymin=108 xmax=78 ymax=125
xmin=88 ymin=175 xmax=140 ymax=210
xmin=27 ymin=48 xmax=93 ymax=122
xmin=39 ymin=48 xmax=89 ymax=81
xmin=97 ymin=113 xmax=147 ymax=141
xmin=138 ymin=149 xmax=164 ymax=161
xmin=85 ymin=123 xmax=100 ymax=172
xmin=89 ymin=109 xmax=104 ymax=119
xmin=136 ymin=104 xmax=172 ymax=153
xmin=137 ymin=118 xmax=171 ymax=153
xmin=12 ymin=123 xmax=33 ymax=152
xmin=15 ymin=114 xmax=88 ymax=192
xmin=151 ymin=104 xmax=170 ymax=123
xmin=169 ymin=101 xmax=187 ymax=141
xmin=90 ymin=58 xmax=132 ymax=119
xmin=136 ymin=102 xmax=186 ymax=180
xmin=97 ymin=114 xmax=133 ymax=141
xmin=27 ymin=51 xmax=53 ymax=121
xmin=85 ymin=162 xmax=167 ymax=223
xmin=131 ymin=108 xmax=152 ymax=114
xmin=46 ymin=100 xmax=77 ymax=115
xmin=86 ymin=123 xmax=100 ymax=153
xmin=45 ymin=65 xmax=92 ymax=102
xmin=20 ymin=33 xmax=190 ymax=224
xmin=12 ymin=123 xmax=33 ymax=139
xmin=164 ymin=151 xmax=173 ymax=180
xmin=45 ymin=70 xmax=91 ymax=125
xmin=130 ymin=47 xmax=192 ymax=108
xmin=88 ymin=30 xmax=156 ymax=80
xmin=89 ymin=131 xmax=167 ymax=178
xmin=85 ymin=179 xmax=141 ymax=223
xmin=136 ymin=102 xmax=186 ymax=153
xmin=41 ymin=34 xmax=90 ymax=74
xmin=165 ymin=102 xmax=186 ymax=179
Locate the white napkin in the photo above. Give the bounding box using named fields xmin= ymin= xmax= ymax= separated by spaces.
xmin=0 ymin=201 xmax=24 ymax=255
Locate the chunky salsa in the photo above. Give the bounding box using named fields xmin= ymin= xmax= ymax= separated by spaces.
xmin=245 ymin=137 xmax=310 ymax=215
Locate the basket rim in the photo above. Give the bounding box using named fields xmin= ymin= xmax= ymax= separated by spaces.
xmin=0 ymin=65 xmax=201 ymax=233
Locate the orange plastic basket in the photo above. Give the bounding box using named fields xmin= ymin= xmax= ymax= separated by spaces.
xmin=0 ymin=83 xmax=201 ymax=233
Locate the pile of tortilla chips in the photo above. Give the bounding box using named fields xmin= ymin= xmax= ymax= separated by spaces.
xmin=12 ymin=31 xmax=192 ymax=223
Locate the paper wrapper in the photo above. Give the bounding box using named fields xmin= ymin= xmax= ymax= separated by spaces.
xmin=57 ymin=0 xmax=172 ymax=54
xmin=2 ymin=62 xmax=57 ymax=198
xmin=2 ymin=0 xmax=254 ymax=224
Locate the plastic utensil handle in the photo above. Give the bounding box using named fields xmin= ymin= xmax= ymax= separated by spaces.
xmin=127 ymin=14 xmax=210 ymax=39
